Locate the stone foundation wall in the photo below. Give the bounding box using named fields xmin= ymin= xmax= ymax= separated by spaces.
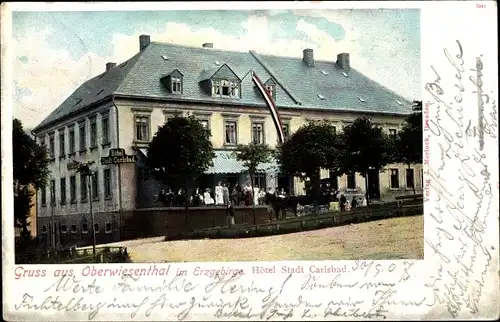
xmin=37 ymin=206 xmax=270 ymax=247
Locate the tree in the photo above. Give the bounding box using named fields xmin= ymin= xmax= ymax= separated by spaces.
xmin=276 ymin=121 xmax=340 ymax=208
xmin=233 ymin=143 xmax=272 ymax=224
xmin=13 ymin=118 xmax=50 ymax=238
xmin=394 ymin=100 xmax=423 ymax=194
xmin=339 ymin=116 xmax=393 ymax=205
xmin=146 ymin=116 xmax=215 ymax=224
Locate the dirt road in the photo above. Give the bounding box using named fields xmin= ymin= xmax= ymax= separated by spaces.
xmin=107 ymin=215 xmax=424 ymax=262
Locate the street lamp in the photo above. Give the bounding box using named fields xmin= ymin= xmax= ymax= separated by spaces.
xmin=77 ymin=161 xmax=96 ymax=260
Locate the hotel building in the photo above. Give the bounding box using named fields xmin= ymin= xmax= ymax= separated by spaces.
xmin=32 ymin=35 xmax=422 ymax=235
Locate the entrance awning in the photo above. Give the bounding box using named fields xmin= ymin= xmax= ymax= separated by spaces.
xmin=206 ymin=150 xmax=278 ymax=174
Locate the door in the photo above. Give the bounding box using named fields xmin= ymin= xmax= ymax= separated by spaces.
xmin=367 ymin=169 xmax=380 ymax=200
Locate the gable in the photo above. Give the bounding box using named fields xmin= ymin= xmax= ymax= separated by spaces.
xmin=211 ymin=64 xmax=240 ymax=82
xmin=265 ymin=78 xmax=276 ymax=86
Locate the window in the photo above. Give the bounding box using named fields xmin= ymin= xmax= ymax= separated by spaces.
xmin=390 ymin=169 xmax=400 ymax=189
xmin=42 ymin=225 xmax=47 ymax=234
xmin=230 ymin=82 xmax=239 ymax=98
xmin=94 ymin=223 xmax=100 ymax=234
xmin=69 ymin=128 xmax=75 ymax=154
xmin=266 ymin=85 xmax=274 ymax=96
xmin=105 ymin=223 xmax=112 ymax=234
xmin=70 ymin=225 xmax=77 ymax=234
xmin=81 ymin=174 xmax=88 ymax=201
xmin=212 ymin=80 xmax=221 ymax=96
xmin=70 ymin=176 xmax=76 ymax=203
xmin=389 ymin=129 xmax=397 ymax=140
xmin=421 ymin=169 xmax=424 ymax=188
xmin=82 ymin=223 xmax=88 ymax=234
xmin=92 ymin=172 xmax=99 ymax=200
xmin=347 ymin=173 xmax=356 ymax=190
xmin=225 ymin=121 xmax=237 ymax=145
xmin=200 ymin=120 xmax=210 ymax=133
xmin=333 ymin=126 xmax=337 ymax=135
xmin=49 ymin=135 xmax=55 ymax=159
xmin=264 ymin=79 xmax=276 ymax=100
xmin=61 ymin=225 xmax=68 ymax=235
xmin=221 ymin=80 xmax=230 ymax=96
xmin=135 ymin=116 xmax=150 ymax=141
xmin=282 ymin=123 xmax=290 ymax=137
xmin=212 ymin=79 xmax=239 ymax=98
xmin=253 ymin=173 xmax=266 ymax=190
xmin=101 ymin=114 xmax=110 ymax=145
xmin=79 ymin=122 xmax=86 ymax=152
xmin=329 ymin=170 xmax=339 ymax=190
xmin=40 ymin=139 xmax=47 ymax=155
xmin=60 ymin=178 xmax=66 ymax=204
xmin=406 ymin=168 xmax=415 ymax=189
xmin=104 ymin=169 xmax=112 ymax=199
xmin=50 ymin=180 xmax=56 ymax=206
xmin=41 ymin=186 xmax=46 ymax=206
xmin=59 ymin=131 xmax=65 ymax=157
xmin=171 ymin=77 xmax=182 ymax=94
xmin=90 ymin=118 xmax=97 ymax=149
xmin=252 ymin=122 xmax=264 ymax=144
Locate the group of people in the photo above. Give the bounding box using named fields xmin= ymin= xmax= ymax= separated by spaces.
xmin=157 ymin=182 xmax=290 ymax=208
xmin=337 ymin=192 xmax=362 ymax=212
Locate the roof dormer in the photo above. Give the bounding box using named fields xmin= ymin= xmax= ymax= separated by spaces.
xmin=199 ymin=63 xmax=241 ymax=98
xmin=160 ymin=69 xmax=184 ymax=95
xmin=264 ymin=78 xmax=277 ymax=101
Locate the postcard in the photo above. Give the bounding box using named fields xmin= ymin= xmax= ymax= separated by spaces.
xmin=1 ymin=1 xmax=498 ymax=321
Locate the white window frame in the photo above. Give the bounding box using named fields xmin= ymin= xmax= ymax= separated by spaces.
xmin=69 ymin=127 xmax=76 ymax=154
xmin=252 ymin=122 xmax=265 ymax=144
xmin=134 ymin=114 xmax=151 ymax=142
xmin=59 ymin=131 xmax=66 ymax=158
xmin=90 ymin=117 xmax=98 ymax=149
xmin=79 ymin=121 xmax=86 ymax=152
xmin=224 ymin=120 xmax=238 ymax=145
xmin=101 ymin=113 xmax=110 ymax=145
xmin=48 ymin=134 xmax=55 ymax=159
xmin=171 ymin=77 xmax=182 ymax=94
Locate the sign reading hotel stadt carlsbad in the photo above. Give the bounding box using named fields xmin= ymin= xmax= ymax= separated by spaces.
xmin=101 ymin=148 xmax=138 ymax=165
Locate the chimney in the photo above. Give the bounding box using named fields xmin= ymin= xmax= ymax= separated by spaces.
xmin=139 ymin=34 xmax=151 ymax=51
xmin=202 ymin=43 xmax=213 ymax=48
xmin=106 ymin=62 xmax=116 ymax=71
xmin=303 ymin=49 xmax=315 ymax=67
xmin=336 ymin=53 xmax=350 ymax=70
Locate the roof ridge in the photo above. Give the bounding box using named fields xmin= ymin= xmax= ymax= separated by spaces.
xmin=249 ymin=50 xmax=302 ymax=105
xmin=149 ymin=41 xmax=249 ymax=55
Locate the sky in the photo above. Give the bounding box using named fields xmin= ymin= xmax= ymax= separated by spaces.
xmin=11 ymin=9 xmax=421 ymax=129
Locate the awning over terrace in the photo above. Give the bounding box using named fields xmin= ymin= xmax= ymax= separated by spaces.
xmin=206 ymin=150 xmax=278 ymax=174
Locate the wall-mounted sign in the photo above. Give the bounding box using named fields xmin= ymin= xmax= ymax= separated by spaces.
xmin=101 ymin=148 xmax=137 ymax=165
